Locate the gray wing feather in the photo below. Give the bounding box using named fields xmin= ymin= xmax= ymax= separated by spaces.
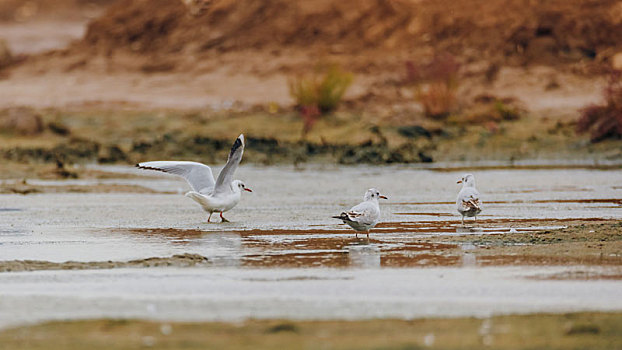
xmin=347 ymin=201 xmax=379 ymax=225
xmin=214 ymin=134 xmax=245 ymax=195
xmin=136 ymin=161 xmax=215 ymax=194
xmin=457 ymin=187 xmax=482 ymax=210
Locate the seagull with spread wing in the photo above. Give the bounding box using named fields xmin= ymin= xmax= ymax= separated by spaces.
xmin=332 ymin=188 xmax=388 ymax=238
xmin=136 ymin=134 xmax=251 ymax=223
xmin=456 ymin=173 xmax=482 ymax=226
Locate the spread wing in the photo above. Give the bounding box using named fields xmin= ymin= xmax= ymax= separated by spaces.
xmin=213 ymin=134 xmax=245 ymax=195
xmin=136 ymin=161 xmax=215 ymax=194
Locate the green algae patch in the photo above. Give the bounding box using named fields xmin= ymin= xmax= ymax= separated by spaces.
xmin=0 ymin=312 xmax=620 ymax=350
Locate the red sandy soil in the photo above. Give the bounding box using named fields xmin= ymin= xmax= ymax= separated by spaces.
xmin=0 ymin=0 xmax=620 ymax=115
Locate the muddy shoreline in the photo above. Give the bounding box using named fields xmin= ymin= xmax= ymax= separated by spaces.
xmin=1 ymin=221 xmax=619 ymax=272
xmin=1 ymin=106 xmax=621 ymax=170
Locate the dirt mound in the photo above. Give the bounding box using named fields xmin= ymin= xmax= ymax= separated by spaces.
xmin=80 ymin=0 xmax=622 ymax=66
xmin=0 ymin=0 xmax=115 ymax=22
xmin=83 ymin=0 xmax=416 ymax=54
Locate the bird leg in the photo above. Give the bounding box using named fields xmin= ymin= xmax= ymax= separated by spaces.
xmin=220 ymin=212 xmax=230 ymax=223
xmin=207 ymin=212 xmax=212 ymax=223
xmin=366 ymin=232 xmax=369 ymax=239
xmin=461 ymin=216 xmax=465 ymax=226
xmin=355 ymin=232 xmax=358 ymax=239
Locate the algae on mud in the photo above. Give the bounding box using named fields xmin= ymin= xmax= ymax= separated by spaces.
xmin=0 ymin=312 xmax=620 ymax=350
xmin=0 ymin=253 xmax=209 ymax=273
xmin=1 ymin=108 xmax=621 ymax=170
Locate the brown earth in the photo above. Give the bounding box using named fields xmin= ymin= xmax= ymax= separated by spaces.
xmin=1 ymin=0 xmax=620 ymax=112
xmin=0 ymin=0 xmax=620 ymax=164
xmin=77 ymin=0 xmax=622 ymax=65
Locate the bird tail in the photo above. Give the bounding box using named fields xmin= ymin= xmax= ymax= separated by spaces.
xmin=332 ymin=212 xmax=351 ymax=221
xmin=467 ymin=199 xmax=481 ymax=210
xmin=185 ymin=191 xmax=209 ymax=208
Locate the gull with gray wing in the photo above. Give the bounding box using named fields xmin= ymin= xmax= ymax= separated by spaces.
xmin=136 ymin=134 xmax=251 ymax=222
xmin=332 ymin=188 xmax=387 ymax=238
xmin=456 ymin=173 xmax=482 ymax=226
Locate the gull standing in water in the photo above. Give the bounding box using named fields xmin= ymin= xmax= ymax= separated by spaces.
xmin=456 ymin=173 xmax=482 ymax=226
xmin=332 ymin=188 xmax=387 ymax=238
xmin=136 ymin=134 xmax=252 ymax=223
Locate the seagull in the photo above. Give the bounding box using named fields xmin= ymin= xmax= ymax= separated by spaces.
xmin=136 ymin=134 xmax=252 ymax=223
xmin=332 ymin=188 xmax=387 ymax=238
xmin=456 ymin=173 xmax=482 ymax=226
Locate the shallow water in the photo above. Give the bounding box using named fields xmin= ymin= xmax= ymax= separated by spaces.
xmin=1 ymin=266 xmax=621 ymax=328
xmin=0 ymin=165 xmax=621 ymax=327
xmin=1 ymin=165 xmax=620 ymax=262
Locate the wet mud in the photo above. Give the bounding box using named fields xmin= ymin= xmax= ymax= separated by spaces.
xmin=1 ymin=220 xmax=618 ymax=271
xmin=0 ymin=181 xmax=162 ymax=194
xmin=0 ymin=253 xmax=209 ymax=273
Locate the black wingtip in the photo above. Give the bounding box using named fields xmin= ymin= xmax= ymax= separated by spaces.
xmin=332 ymin=212 xmax=349 ymax=221
xmin=229 ymin=135 xmax=244 ymax=159
xmin=135 ymin=164 xmax=167 ymax=174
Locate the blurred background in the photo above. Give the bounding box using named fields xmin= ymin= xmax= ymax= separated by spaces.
xmin=0 ymin=0 xmax=621 ymax=171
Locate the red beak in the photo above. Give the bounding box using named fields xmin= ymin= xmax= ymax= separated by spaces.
xmin=244 ymin=188 xmax=253 ymax=192
xmin=379 ymin=195 xmax=388 ymax=200
xmin=457 ymin=180 xmax=462 ymax=184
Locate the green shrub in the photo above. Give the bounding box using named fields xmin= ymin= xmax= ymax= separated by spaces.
xmin=289 ymin=64 xmax=353 ymax=136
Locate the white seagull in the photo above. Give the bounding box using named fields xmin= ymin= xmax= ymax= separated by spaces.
xmin=332 ymin=188 xmax=387 ymax=238
xmin=456 ymin=173 xmax=482 ymax=225
xmin=136 ymin=134 xmax=252 ymax=223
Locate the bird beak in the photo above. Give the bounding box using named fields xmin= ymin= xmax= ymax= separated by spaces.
xmin=379 ymin=195 xmax=388 ymax=200
xmin=244 ymin=188 xmax=253 ymax=192
xmin=457 ymin=180 xmax=462 ymax=184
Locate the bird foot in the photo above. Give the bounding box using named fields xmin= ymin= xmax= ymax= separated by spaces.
xmin=219 ymin=212 xmax=230 ymax=223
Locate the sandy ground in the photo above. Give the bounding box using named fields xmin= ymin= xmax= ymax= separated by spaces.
xmin=0 ymin=62 xmax=604 ymax=116
xmin=0 ymin=3 xmax=608 ymax=115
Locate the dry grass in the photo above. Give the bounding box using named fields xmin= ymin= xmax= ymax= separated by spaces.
xmin=405 ymin=53 xmax=461 ymax=119
xmin=577 ymin=70 xmax=622 ymax=142
xmin=289 ymin=64 xmax=354 ymax=135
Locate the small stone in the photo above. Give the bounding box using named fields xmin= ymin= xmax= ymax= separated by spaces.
xmin=0 ymin=107 xmax=44 ymax=135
